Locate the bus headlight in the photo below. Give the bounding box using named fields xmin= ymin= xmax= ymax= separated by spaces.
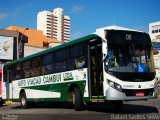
xmin=114 ymin=82 xmax=122 ymax=92
xmin=108 ymin=80 xmax=114 ymax=87
xmin=107 ymin=80 xmax=122 ymax=92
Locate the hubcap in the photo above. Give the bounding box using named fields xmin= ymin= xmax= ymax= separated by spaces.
xmin=72 ymin=92 xmax=75 ymax=104
xmin=21 ymin=97 xmax=26 ymax=106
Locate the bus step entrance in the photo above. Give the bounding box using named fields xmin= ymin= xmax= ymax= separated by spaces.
xmin=89 ymin=99 xmax=104 ymax=103
xmin=89 ymin=96 xmax=104 ymax=102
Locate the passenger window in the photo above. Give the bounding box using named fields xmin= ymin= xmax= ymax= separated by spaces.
xmin=41 ymin=53 xmax=54 ymax=75
xmin=54 ymin=48 xmax=68 ymax=72
xmin=23 ymin=60 xmax=31 ymax=78
xmin=31 ymin=57 xmax=41 ymax=77
xmin=69 ymin=44 xmax=86 ymax=70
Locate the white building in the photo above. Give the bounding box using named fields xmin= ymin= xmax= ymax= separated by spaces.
xmin=24 ymin=45 xmax=47 ymax=57
xmin=149 ymin=21 xmax=160 ymax=42
xmin=149 ymin=21 xmax=160 ymax=82
xmin=37 ymin=7 xmax=70 ymax=43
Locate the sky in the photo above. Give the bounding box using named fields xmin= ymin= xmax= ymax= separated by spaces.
xmin=0 ymin=0 xmax=160 ymax=40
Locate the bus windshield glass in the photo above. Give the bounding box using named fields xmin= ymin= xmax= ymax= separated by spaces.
xmin=105 ymin=30 xmax=155 ymax=74
xmin=106 ymin=44 xmax=154 ymax=73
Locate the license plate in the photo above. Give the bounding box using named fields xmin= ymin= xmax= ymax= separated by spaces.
xmin=136 ymin=92 xmax=144 ymax=96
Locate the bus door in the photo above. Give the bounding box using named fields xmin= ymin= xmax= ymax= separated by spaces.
xmin=88 ymin=38 xmax=103 ymax=97
xmin=6 ymin=68 xmax=13 ymax=100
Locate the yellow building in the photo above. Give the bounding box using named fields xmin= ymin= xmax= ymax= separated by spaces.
xmin=6 ymin=26 xmax=61 ymax=47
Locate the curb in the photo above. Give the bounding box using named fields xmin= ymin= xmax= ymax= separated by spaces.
xmin=5 ymin=100 xmax=13 ymax=105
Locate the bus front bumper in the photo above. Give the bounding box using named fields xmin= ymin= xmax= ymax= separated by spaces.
xmin=106 ymin=87 xmax=156 ymax=101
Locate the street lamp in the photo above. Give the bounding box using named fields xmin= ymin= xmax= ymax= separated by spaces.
xmin=17 ymin=27 xmax=29 ymax=59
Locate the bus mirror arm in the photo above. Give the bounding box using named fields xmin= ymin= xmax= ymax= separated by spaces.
xmin=102 ymin=39 xmax=107 ymax=43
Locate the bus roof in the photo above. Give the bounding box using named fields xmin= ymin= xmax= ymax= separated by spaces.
xmin=4 ymin=34 xmax=100 ymax=67
xmin=96 ymin=25 xmax=144 ymax=33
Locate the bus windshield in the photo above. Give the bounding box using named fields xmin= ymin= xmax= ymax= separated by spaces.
xmin=104 ymin=30 xmax=155 ymax=77
xmin=106 ymin=44 xmax=155 ymax=73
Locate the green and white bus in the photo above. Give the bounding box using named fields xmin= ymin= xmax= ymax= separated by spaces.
xmin=1 ymin=26 xmax=156 ymax=110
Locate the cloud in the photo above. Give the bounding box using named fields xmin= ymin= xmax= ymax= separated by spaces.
xmin=0 ymin=12 xmax=9 ymax=20
xmin=71 ymin=5 xmax=83 ymax=14
xmin=71 ymin=31 xmax=84 ymax=40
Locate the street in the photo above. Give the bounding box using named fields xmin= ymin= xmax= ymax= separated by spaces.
xmin=0 ymin=98 xmax=160 ymax=120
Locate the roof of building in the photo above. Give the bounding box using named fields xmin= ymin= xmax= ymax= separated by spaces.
xmin=6 ymin=26 xmax=61 ymax=47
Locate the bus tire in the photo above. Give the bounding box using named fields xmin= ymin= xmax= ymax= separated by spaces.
xmin=20 ymin=92 xmax=28 ymax=109
xmin=73 ymin=87 xmax=83 ymax=111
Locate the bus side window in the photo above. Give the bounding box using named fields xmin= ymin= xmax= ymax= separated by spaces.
xmin=69 ymin=44 xmax=85 ymax=70
xmin=54 ymin=48 xmax=68 ymax=72
xmin=14 ymin=63 xmax=22 ymax=80
xmin=31 ymin=57 xmax=42 ymax=77
xmin=41 ymin=53 xmax=53 ymax=75
xmin=75 ymin=56 xmax=85 ymax=69
xmin=23 ymin=60 xmax=31 ymax=78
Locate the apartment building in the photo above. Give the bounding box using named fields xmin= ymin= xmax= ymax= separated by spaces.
xmin=149 ymin=21 xmax=160 ymax=81
xmin=37 ymin=7 xmax=70 ymax=42
xmin=149 ymin=21 xmax=160 ymax=42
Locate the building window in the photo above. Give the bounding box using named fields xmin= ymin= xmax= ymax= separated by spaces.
xmin=47 ymin=33 xmax=51 ymax=35
xmin=64 ymin=24 xmax=70 ymax=27
xmin=47 ymin=23 xmax=51 ymax=26
xmin=64 ymin=27 xmax=70 ymax=30
xmin=64 ymin=19 xmax=70 ymax=21
xmin=47 ymin=15 xmax=51 ymax=17
xmin=47 ymin=21 xmax=51 ymax=23
xmin=64 ymin=33 xmax=70 ymax=36
xmin=53 ymin=31 xmax=57 ymax=33
xmin=47 ymin=27 xmax=51 ymax=29
xmin=53 ymin=37 xmax=57 ymax=39
xmin=152 ymin=30 xmax=155 ymax=33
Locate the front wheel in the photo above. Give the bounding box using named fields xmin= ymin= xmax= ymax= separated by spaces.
xmin=72 ymin=87 xmax=83 ymax=111
xmin=20 ymin=92 xmax=28 ymax=109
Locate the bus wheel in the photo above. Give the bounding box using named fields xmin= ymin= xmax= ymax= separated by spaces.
xmin=72 ymin=87 xmax=83 ymax=111
xmin=20 ymin=92 xmax=28 ymax=109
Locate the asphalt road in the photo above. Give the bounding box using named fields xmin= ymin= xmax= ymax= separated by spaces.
xmin=0 ymin=98 xmax=160 ymax=120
